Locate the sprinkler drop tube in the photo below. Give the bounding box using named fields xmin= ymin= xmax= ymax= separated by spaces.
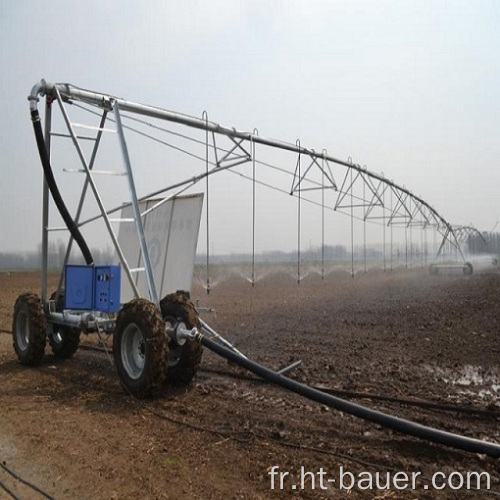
xmin=200 ymin=335 xmax=500 ymax=458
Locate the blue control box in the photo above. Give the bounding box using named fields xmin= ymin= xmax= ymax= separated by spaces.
xmin=65 ymin=265 xmax=94 ymax=310
xmin=65 ymin=265 xmax=121 ymax=312
xmin=94 ymin=265 xmax=121 ymax=312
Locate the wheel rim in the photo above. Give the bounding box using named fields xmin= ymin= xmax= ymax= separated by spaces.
xmin=15 ymin=311 xmax=30 ymax=351
xmin=121 ymin=323 xmax=145 ymax=380
xmin=168 ymin=346 xmax=182 ymax=367
xmin=52 ymin=331 xmax=63 ymax=345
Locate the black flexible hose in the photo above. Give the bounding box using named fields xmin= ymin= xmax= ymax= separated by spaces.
xmin=201 ymin=366 xmax=500 ymax=418
xmin=200 ymin=335 xmax=500 ymax=458
xmin=31 ymin=108 xmax=94 ymax=265
xmin=0 ymin=462 xmax=54 ymax=500
xmin=0 ymin=479 xmax=19 ymax=500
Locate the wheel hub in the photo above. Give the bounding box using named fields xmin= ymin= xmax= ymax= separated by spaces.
xmin=121 ymin=323 xmax=146 ymax=380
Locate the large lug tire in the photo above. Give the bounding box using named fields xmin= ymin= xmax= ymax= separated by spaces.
xmin=160 ymin=292 xmax=203 ymax=385
xmin=12 ymin=293 xmax=47 ymax=366
xmin=113 ymin=298 xmax=167 ymax=398
xmin=48 ymin=290 xmax=80 ymax=359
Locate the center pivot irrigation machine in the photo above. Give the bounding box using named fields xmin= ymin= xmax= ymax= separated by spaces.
xmin=12 ymin=80 xmax=500 ymax=458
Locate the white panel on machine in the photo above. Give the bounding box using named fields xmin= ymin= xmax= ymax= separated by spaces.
xmin=117 ymin=193 xmax=204 ymax=303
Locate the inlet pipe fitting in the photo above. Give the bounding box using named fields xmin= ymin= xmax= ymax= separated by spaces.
xmin=28 ymin=79 xmax=51 ymax=112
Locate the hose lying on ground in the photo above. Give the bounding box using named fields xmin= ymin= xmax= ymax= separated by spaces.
xmin=200 ymin=335 xmax=500 ymax=458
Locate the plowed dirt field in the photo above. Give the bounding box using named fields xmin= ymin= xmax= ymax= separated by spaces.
xmin=0 ymin=268 xmax=499 ymax=499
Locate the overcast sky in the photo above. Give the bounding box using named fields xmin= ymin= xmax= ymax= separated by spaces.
xmin=1 ymin=0 xmax=499 ymax=255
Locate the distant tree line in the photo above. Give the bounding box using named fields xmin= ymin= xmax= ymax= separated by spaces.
xmin=0 ymin=240 xmax=115 ymax=270
xmin=195 ymin=244 xmax=381 ymax=265
xmin=467 ymin=231 xmax=500 ymax=255
xmin=2 ymin=234 xmax=498 ymax=271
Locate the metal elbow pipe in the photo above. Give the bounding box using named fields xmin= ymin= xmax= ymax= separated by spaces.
xmin=28 ymin=79 xmax=50 ymax=112
xmin=28 ymin=79 xmax=94 ymax=266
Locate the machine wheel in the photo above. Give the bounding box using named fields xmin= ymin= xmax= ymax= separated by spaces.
xmin=160 ymin=292 xmax=203 ymax=385
xmin=113 ymin=298 xmax=167 ymax=398
xmin=48 ymin=290 xmax=80 ymax=359
xmin=12 ymin=293 xmax=47 ymax=366
xmin=463 ymin=262 xmax=473 ymax=275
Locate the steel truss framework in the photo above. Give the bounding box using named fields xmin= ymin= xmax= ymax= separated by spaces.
xmin=22 ymin=81 xmax=500 ymax=460
xmin=30 ymin=81 xmax=479 ymax=297
xmin=453 ymin=225 xmax=487 ymax=245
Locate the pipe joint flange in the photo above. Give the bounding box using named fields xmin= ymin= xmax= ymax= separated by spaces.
xmin=165 ymin=318 xmax=198 ymax=346
xmin=175 ymin=323 xmax=199 ymax=345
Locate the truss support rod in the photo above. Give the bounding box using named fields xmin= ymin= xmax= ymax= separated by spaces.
xmin=33 ymin=80 xmax=464 ymax=258
xmin=56 ymin=108 xmax=109 ymax=298
xmin=48 ymin=82 xmax=453 ymax=234
xmin=76 ymin=160 xmax=236 ymax=230
xmin=54 ymin=88 xmax=140 ymax=300
xmin=200 ymin=320 xmax=248 ymax=359
xmin=436 ymin=227 xmax=451 ymax=259
xmin=114 ymin=102 xmax=159 ymax=306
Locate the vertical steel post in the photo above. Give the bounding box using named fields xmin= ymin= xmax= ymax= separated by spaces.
xmin=203 ymin=111 xmax=210 ymax=294
xmin=350 ymin=161 xmax=354 ymax=278
xmin=424 ymin=227 xmax=428 ymax=265
xmin=383 ymin=187 xmax=386 ymax=272
xmin=251 ymin=129 xmax=258 ymax=286
xmin=405 ymin=216 xmax=408 ymax=268
xmin=114 ymin=102 xmax=159 ymax=306
xmin=296 ymin=140 xmax=301 ymax=284
xmin=363 ymin=176 xmax=367 ymax=274
xmin=321 ymin=151 xmax=326 ymax=280
xmin=390 ymin=188 xmax=394 ymax=270
xmin=420 ymin=225 xmax=424 ymax=267
xmin=409 ymin=202 xmax=413 ymax=269
xmin=41 ymin=97 xmax=52 ymax=304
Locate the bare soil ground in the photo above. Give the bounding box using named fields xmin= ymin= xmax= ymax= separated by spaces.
xmin=0 ymin=267 xmax=499 ymax=499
